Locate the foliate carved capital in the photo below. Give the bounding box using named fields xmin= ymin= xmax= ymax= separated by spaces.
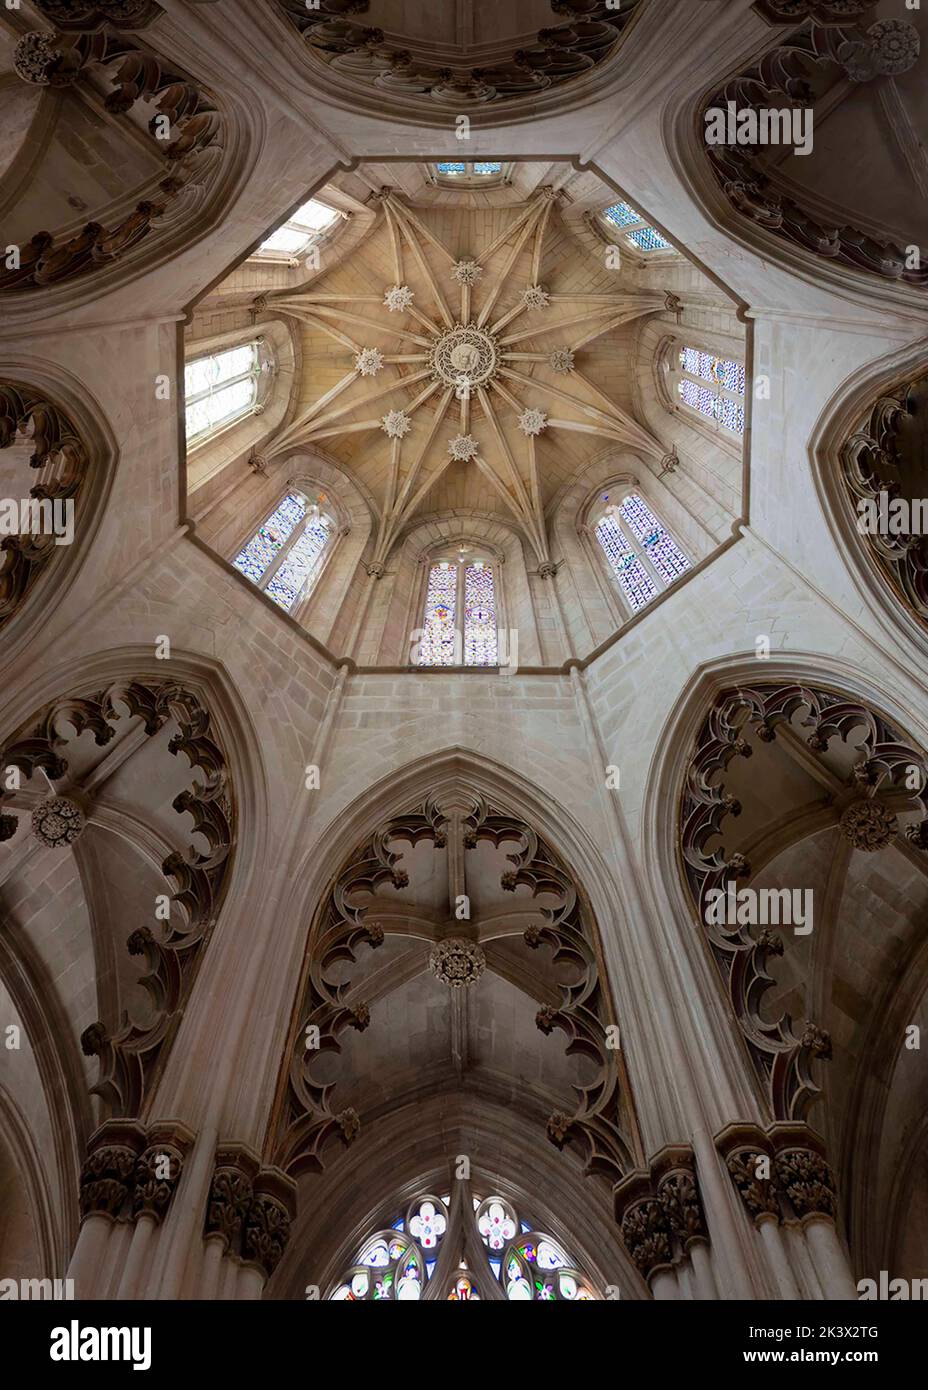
xmin=620 ymin=1196 xmax=673 ymax=1280
xmin=131 ymin=1124 xmax=193 ymax=1223
xmin=717 ymin=1122 xmax=837 ymax=1224
xmin=657 ymin=1170 xmax=707 ymax=1248
xmin=725 ymin=1149 xmax=780 ymax=1223
xmin=241 ymin=1169 xmax=297 ymax=1279
xmin=204 ymin=1144 xmax=260 ymax=1251
xmin=774 ymin=1148 xmax=838 ymax=1221
xmin=615 ymin=1148 xmax=705 ymax=1278
xmin=78 ymin=1121 xmax=147 ymax=1221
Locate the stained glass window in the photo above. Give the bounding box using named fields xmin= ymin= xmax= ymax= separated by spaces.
xmin=184 ymin=342 xmax=261 ymax=443
xmin=328 ymin=1189 xmax=598 ymax=1301
xmin=435 ymin=162 xmax=503 ymax=179
xmin=620 ymin=493 xmax=691 ymax=585
xmin=595 ymin=494 xmax=691 ymax=614
xmin=232 ymin=492 xmax=333 ymax=612
xmin=419 ymin=562 xmax=458 ymax=666
xmin=255 ymin=197 xmax=340 ymax=258
xmin=595 ymin=513 xmax=659 ymax=612
xmin=417 ymin=558 xmax=499 ymax=667
xmin=463 ymin=563 xmax=498 ymax=666
xmin=676 ymin=343 xmax=745 ymax=435
xmin=602 ymin=200 xmax=674 ymax=255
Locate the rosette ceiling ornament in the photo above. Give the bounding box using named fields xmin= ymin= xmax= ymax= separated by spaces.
xmin=255 ymin=187 xmax=670 ymax=569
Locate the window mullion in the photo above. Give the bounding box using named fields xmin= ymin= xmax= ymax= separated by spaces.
xmin=620 ymin=514 xmax=664 ymax=592
xmin=259 ymin=514 xmax=303 ymax=592
xmin=457 ymin=563 xmax=466 ymax=665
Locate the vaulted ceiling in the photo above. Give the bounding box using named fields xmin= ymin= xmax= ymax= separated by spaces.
xmin=194 ymin=157 xmax=735 ymax=563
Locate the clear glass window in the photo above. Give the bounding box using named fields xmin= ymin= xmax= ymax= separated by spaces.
xmin=184 ymin=342 xmax=261 ymax=443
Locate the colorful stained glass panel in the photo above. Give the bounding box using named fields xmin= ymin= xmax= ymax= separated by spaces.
xmin=265 ymin=515 xmax=330 ymax=610
xmin=595 ymin=514 xmax=658 ymax=612
xmin=464 ymin=563 xmax=498 ymax=666
xmin=232 ymin=493 xmax=306 ymax=584
xmin=419 ymin=563 xmax=458 ymax=666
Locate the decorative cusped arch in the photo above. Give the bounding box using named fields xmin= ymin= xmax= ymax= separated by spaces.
xmin=811 ymin=344 xmax=928 ymax=673
xmin=0 ymin=18 xmax=260 ymax=320
xmin=643 ymin=653 xmax=928 ymax=1278
xmin=0 ymin=360 xmax=118 ymax=664
xmin=0 ymin=646 xmax=275 ymax=1160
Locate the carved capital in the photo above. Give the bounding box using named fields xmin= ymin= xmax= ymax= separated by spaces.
xmin=620 ymin=1195 xmax=673 ymax=1280
xmin=204 ymin=1144 xmax=261 ymax=1251
xmin=774 ymin=1147 xmax=838 ymax=1221
xmin=78 ymin=1121 xmax=147 ymax=1221
xmin=241 ymin=1168 xmax=297 ymax=1279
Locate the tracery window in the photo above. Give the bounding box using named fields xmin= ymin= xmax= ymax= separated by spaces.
xmin=184 ymin=341 xmax=268 ymax=443
xmin=253 ymin=197 xmax=342 ymax=260
xmin=328 ymin=1190 xmax=599 ymax=1301
xmin=594 ymin=491 xmax=691 ymax=614
xmin=672 ymin=344 xmax=746 ymax=436
xmin=417 ymin=555 xmax=499 ymax=667
xmin=435 ymin=161 xmax=502 ymax=177
xmin=602 ymin=200 xmax=674 ymax=254
xmin=232 ymin=490 xmax=333 ymax=612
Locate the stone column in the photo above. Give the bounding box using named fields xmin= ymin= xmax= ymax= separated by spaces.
xmin=67 ymin=1119 xmax=192 ymax=1300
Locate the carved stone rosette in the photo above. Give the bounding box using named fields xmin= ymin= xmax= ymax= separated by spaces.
xmin=271 ymin=0 xmax=645 ymax=107
xmin=680 ymin=683 xmax=928 ymax=1120
xmin=840 ymin=372 xmax=928 ymax=625
xmin=4 ymin=23 xmax=223 ymax=293
xmin=79 ymin=1119 xmax=192 ymax=1225
xmin=0 ymin=679 xmax=236 ymax=1116
xmin=701 ymin=15 xmax=925 ymax=286
xmin=615 ymin=1146 xmax=708 ymax=1283
xmin=717 ymin=1122 xmax=838 ymax=1226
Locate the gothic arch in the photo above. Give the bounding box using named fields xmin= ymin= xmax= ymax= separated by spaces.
xmin=376 ymin=511 xmax=539 ymax=667
xmin=642 ymin=652 xmax=928 ymax=1279
xmin=0 ymin=647 xmax=274 ymax=1146
xmin=0 ymin=27 xmax=262 ymax=322
xmin=666 ymin=7 xmax=927 ymax=312
xmin=271 ymin=1094 xmax=640 ymax=1301
xmin=809 ymin=340 xmax=928 ymax=679
xmin=0 ymin=357 xmax=118 ymax=664
xmin=237 ymin=746 xmax=657 ymax=1298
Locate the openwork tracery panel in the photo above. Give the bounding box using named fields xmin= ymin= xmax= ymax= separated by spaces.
xmin=0 ymin=680 xmax=236 ymax=1117
xmin=4 ymin=20 xmax=225 ymax=292
xmin=679 ymin=683 xmax=928 ymax=1119
xmin=840 ymin=371 xmax=928 ymax=625
xmin=269 ymin=0 xmax=646 ymax=107
xmin=0 ymin=384 xmax=90 ymax=630
xmin=327 ymin=1185 xmax=599 ymax=1301
xmin=267 ymin=793 xmax=638 ymax=1185
xmin=701 ymin=11 xmax=925 ymax=285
